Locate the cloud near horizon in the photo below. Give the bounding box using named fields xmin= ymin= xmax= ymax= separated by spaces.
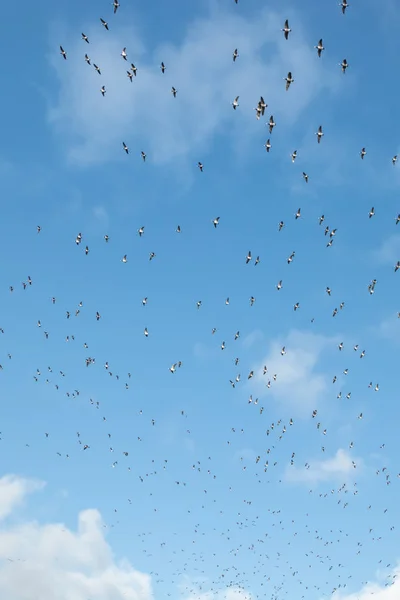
xmin=0 ymin=474 xmax=253 ymax=600
xmin=330 ymin=564 xmax=400 ymax=600
xmin=48 ymin=7 xmax=341 ymax=166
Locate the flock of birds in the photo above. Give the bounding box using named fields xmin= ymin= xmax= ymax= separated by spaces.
xmin=1 ymin=1 xmax=400 ymax=600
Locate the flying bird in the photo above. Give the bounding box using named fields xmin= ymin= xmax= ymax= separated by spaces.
xmin=316 ymin=125 xmax=324 ymax=143
xmin=60 ymin=46 xmax=67 ymax=59
xmin=315 ymin=39 xmax=325 ymax=57
xmin=285 ymin=72 xmax=294 ymax=90
xmin=100 ymin=18 xmax=109 ymax=30
xmin=282 ymin=19 xmax=291 ymax=39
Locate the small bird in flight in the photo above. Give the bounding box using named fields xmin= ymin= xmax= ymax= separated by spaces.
xmin=282 ymin=19 xmax=291 ymax=39
xmin=315 ymin=39 xmax=324 ymax=57
xmin=285 ymin=72 xmax=294 ymax=91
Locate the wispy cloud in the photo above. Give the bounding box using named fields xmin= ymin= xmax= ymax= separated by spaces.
xmin=372 ymin=234 xmax=400 ymax=265
xmin=284 ymin=448 xmax=361 ymax=485
xmin=48 ymin=7 xmax=340 ymax=167
xmin=377 ymin=313 xmax=400 ymax=345
xmin=249 ymin=330 xmax=339 ymax=417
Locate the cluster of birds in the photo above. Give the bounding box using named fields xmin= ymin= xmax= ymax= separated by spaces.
xmin=2 ymin=1 xmax=400 ymax=600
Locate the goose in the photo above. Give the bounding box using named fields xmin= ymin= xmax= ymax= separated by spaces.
xmin=282 ymin=19 xmax=291 ymax=39
xmin=198 ymin=162 xmax=203 ymax=171
xmin=60 ymin=46 xmax=67 ymax=59
xmin=232 ymin=96 xmax=239 ymax=109
xmin=233 ymin=48 xmax=239 ymax=61
xmin=339 ymin=0 xmax=349 ymax=14
xmin=122 ymin=142 xmax=129 ymax=154
xmin=368 ymin=207 xmax=375 ymax=218
xmin=144 ymin=328 xmax=149 ymax=337
xmin=268 ymin=115 xmax=276 ymax=133
xmin=113 ymin=0 xmax=120 ymax=13
xmin=85 ymin=54 xmax=91 ymax=65
xmin=254 ymin=256 xmax=260 ymax=266
xmin=278 ymin=221 xmax=284 ymax=231
xmin=396 ymin=214 xmax=400 ymax=225
xmin=127 ymin=71 xmax=133 ymax=82
xmin=395 ymin=261 xmax=400 ymax=273
xmin=316 ymin=125 xmax=324 ymax=143
xmin=121 ymin=255 xmax=128 ymax=263
xmin=171 ymin=87 xmax=177 ymax=97
xmin=295 ymin=208 xmax=301 ymax=219
xmin=246 ymin=250 xmax=252 ymax=264
xmin=318 ymin=215 xmax=325 ymax=225
xmin=276 ymin=280 xmax=283 ymax=291
xmin=291 ymin=150 xmax=297 ymax=162
xmin=294 ymin=302 xmax=300 ymax=311
xmin=303 ymin=172 xmax=309 ymax=183
xmin=104 ymin=234 xmax=109 ymax=242
xmin=249 ymin=296 xmax=255 ymax=305
xmin=100 ymin=86 xmax=106 ymax=96
xmin=160 ymin=62 xmax=166 ymax=73
xmin=82 ymin=33 xmax=89 ymax=43
xmin=285 ymin=72 xmax=294 ymax=91
xmin=315 ymin=39 xmax=324 ymax=57
xmin=176 ymin=225 xmax=181 ymax=233
xmin=94 ymin=64 xmax=101 ymax=74
xmin=265 ymin=139 xmax=271 ymax=152
xmin=121 ymin=47 xmax=127 ymax=60
xmin=340 ymin=58 xmax=348 ymax=73
xmin=392 ymin=155 xmax=397 ymax=166
xmin=287 ymin=251 xmax=295 ymax=264
xmin=142 ymin=297 xmax=148 ymax=306
xmin=141 ymin=151 xmax=146 ymax=161
xmin=149 ymin=252 xmax=156 ymax=261
xmin=138 ymin=226 xmax=145 ymax=236
xmin=100 ymin=18 xmax=109 ymax=30
xmin=360 ymin=147 xmax=367 ymax=159
xmin=212 ymin=217 xmax=220 ymax=228
xmin=131 ymin=64 xmax=137 ymax=76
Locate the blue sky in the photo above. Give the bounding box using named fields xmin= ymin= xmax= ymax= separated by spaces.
xmin=0 ymin=0 xmax=399 ymax=599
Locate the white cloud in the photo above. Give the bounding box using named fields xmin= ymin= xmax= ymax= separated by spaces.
xmin=285 ymin=448 xmax=361 ymax=485
xmin=329 ymin=564 xmax=400 ymax=600
xmin=250 ymin=330 xmax=338 ymax=417
xmin=0 ymin=475 xmax=44 ymax=521
xmin=48 ymin=7 xmax=340 ymax=167
xmin=372 ymin=234 xmax=400 ymax=265
xmin=0 ymin=475 xmax=153 ymax=600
